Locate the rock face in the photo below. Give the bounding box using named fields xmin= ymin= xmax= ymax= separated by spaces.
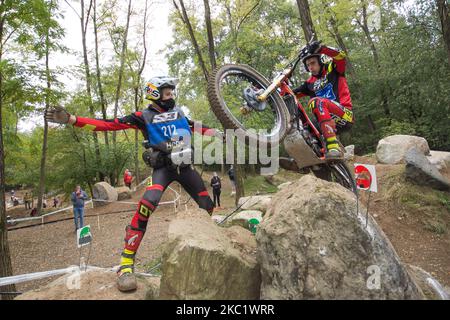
xmin=15 ymin=269 xmax=160 ymax=300
xmin=344 ymin=145 xmax=355 ymax=160
xmin=376 ymin=135 xmax=430 ymax=164
xmin=159 ymin=210 xmax=260 ymax=300
xmin=230 ymin=210 xmax=263 ymax=230
xmin=257 ymin=175 xmax=424 ymax=300
xmin=115 ymin=186 xmax=132 ymax=201
xmin=93 ymin=182 xmax=118 ymax=207
xmin=405 ymin=148 xmax=450 ymax=191
xmin=427 ymin=150 xmax=450 ymax=171
xmin=277 ymin=181 xmax=293 ymax=190
xmin=237 ymin=195 xmax=272 ymax=213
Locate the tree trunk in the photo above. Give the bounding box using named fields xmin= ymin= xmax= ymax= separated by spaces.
xmin=437 ymin=0 xmax=450 ymax=66
xmin=36 ymin=26 xmax=52 ymax=216
xmin=203 ymin=0 xmax=216 ymax=70
xmin=0 ymin=9 xmax=16 ymax=298
xmin=295 ymin=0 xmax=317 ymax=41
xmin=112 ymin=0 xmax=132 ymax=146
xmin=80 ymin=0 xmax=104 ymax=181
xmin=174 ymin=0 xmax=209 ymax=82
xmin=133 ymin=0 xmax=149 ymax=185
xmin=93 ymin=0 xmax=109 ymax=147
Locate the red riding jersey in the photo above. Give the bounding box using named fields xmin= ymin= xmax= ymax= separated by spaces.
xmin=293 ymin=46 xmax=352 ymax=110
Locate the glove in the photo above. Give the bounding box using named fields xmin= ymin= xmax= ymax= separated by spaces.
xmin=307 ymin=40 xmax=322 ymax=54
xmin=45 ymin=106 xmax=74 ymax=124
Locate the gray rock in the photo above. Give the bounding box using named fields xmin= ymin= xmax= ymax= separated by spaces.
xmin=92 ymin=182 xmax=118 ymax=207
xmin=257 ymin=175 xmax=424 ymax=300
xmin=159 ymin=210 xmax=260 ymax=300
xmin=376 ymin=135 xmax=430 ymax=164
xmin=344 ymin=145 xmax=355 ymax=160
xmin=15 ymin=269 xmax=159 ymax=300
xmin=237 ymin=195 xmax=272 ymax=213
xmin=277 ymin=181 xmax=293 ymax=190
xmin=230 ymin=210 xmax=263 ymax=230
xmin=405 ymin=148 xmax=450 ymax=191
xmin=427 ymin=150 xmax=450 ymax=171
xmin=115 ymin=186 xmax=132 ymax=201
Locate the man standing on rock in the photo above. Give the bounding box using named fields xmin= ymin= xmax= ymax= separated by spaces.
xmin=71 ymin=186 xmax=88 ymax=231
xmin=45 ymin=76 xmax=223 ymax=292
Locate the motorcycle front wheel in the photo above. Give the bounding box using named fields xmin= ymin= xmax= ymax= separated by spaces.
xmin=207 ymin=64 xmax=290 ymax=146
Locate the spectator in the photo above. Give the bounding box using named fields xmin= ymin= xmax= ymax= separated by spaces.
xmin=210 ymin=172 xmax=222 ymax=210
xmin=227 ymin=165 xmax=236 ymax=195
xmin=42 ymin=194 xmax=48 ymax=209
xmin=53 ymin=196 xmax=60 ymax=208
xmin=24 ymin=192 xmax=32 ymax=210
xmin=30 ymin=207 xmax=37 ymax=217
xmin=123 ymin=169 xmax=133 ymax=189
xmin=71 ymin=186 xmax=88 ymax=231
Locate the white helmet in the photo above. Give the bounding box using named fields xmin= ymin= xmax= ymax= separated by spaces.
xmin=144 ymin=76 xmax=178 ymax=103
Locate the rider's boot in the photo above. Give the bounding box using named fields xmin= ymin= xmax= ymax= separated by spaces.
xmin=117 ymin=225 xmax=145 ymax=292
xmin=324 ymin=136 xmax=343 ymax=159
xmin=320 ymin=119 xmax=343 ymax=160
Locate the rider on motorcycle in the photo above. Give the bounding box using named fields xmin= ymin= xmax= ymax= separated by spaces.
xmin=293 ymin=40 xmax=354 ymax=159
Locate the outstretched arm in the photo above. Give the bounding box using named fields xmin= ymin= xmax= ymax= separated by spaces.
xmin=45 ymin=106 xmax=142 ymax=131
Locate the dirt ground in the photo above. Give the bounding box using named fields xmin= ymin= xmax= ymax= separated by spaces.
xmin=7 ymin=173 xmax=237 ymax=294
xmin=6 ymin=161 xmax=450 ymax=296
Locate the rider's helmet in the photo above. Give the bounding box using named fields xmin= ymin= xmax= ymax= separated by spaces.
xmin=144 ymin=76 xmax=178 ymax=110
xmin=301 ymin=52 xmax=323 ymax=73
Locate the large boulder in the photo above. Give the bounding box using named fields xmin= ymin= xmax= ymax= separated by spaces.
xmin=93 ymin=182 xmax=118 ymax=207
xmin=159 ymin=210 xmax=260 ymax=300
xmin=344 ymin=145 xmax=355 ymax=160
xmin=405 ymin=148 xmax=450 ymax=191
xmin=257 ymin=175 xmax=424 ymax=300
xmin=237 ymin=195 xmax=272 ymax=213
xmin=115 ymin=186 xmax=132 ymax=201
xmin=15 ymin=268 xmax=160 ymax=300
xmin=427 ymin=150 xmax=450 ymax=171
xmin=376 ymin=135 xmax=430 ymax=164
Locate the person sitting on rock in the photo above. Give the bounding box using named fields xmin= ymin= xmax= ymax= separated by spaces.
xmin=293 ymin=40 xmax=354 ymax=159
xmin=45 ymin=75 xmax=224 ymax=293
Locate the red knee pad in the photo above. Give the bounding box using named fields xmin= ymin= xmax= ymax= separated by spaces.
xmin=124 ymin=225 xmax=145 ymax=252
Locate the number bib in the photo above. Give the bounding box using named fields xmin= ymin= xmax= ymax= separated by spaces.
xmin=142 ymin=107 xmax=192 ymax=153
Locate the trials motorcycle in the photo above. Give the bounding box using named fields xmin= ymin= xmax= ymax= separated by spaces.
xmin=206 ymin=42 xmax=357 ymax=193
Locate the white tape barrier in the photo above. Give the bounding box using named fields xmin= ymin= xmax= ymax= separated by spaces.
xmin=8 ymin=183 xmax=181 ymax=225
xmin=0 ymin=265 xmax=156 ymax=287
xmin=426 ymin=277 xmax=449 ymax=300
xmin=7 ymin=200 xmax=93 ymax=224
xmin=0 ymin=265 xmax=103 ymax=287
